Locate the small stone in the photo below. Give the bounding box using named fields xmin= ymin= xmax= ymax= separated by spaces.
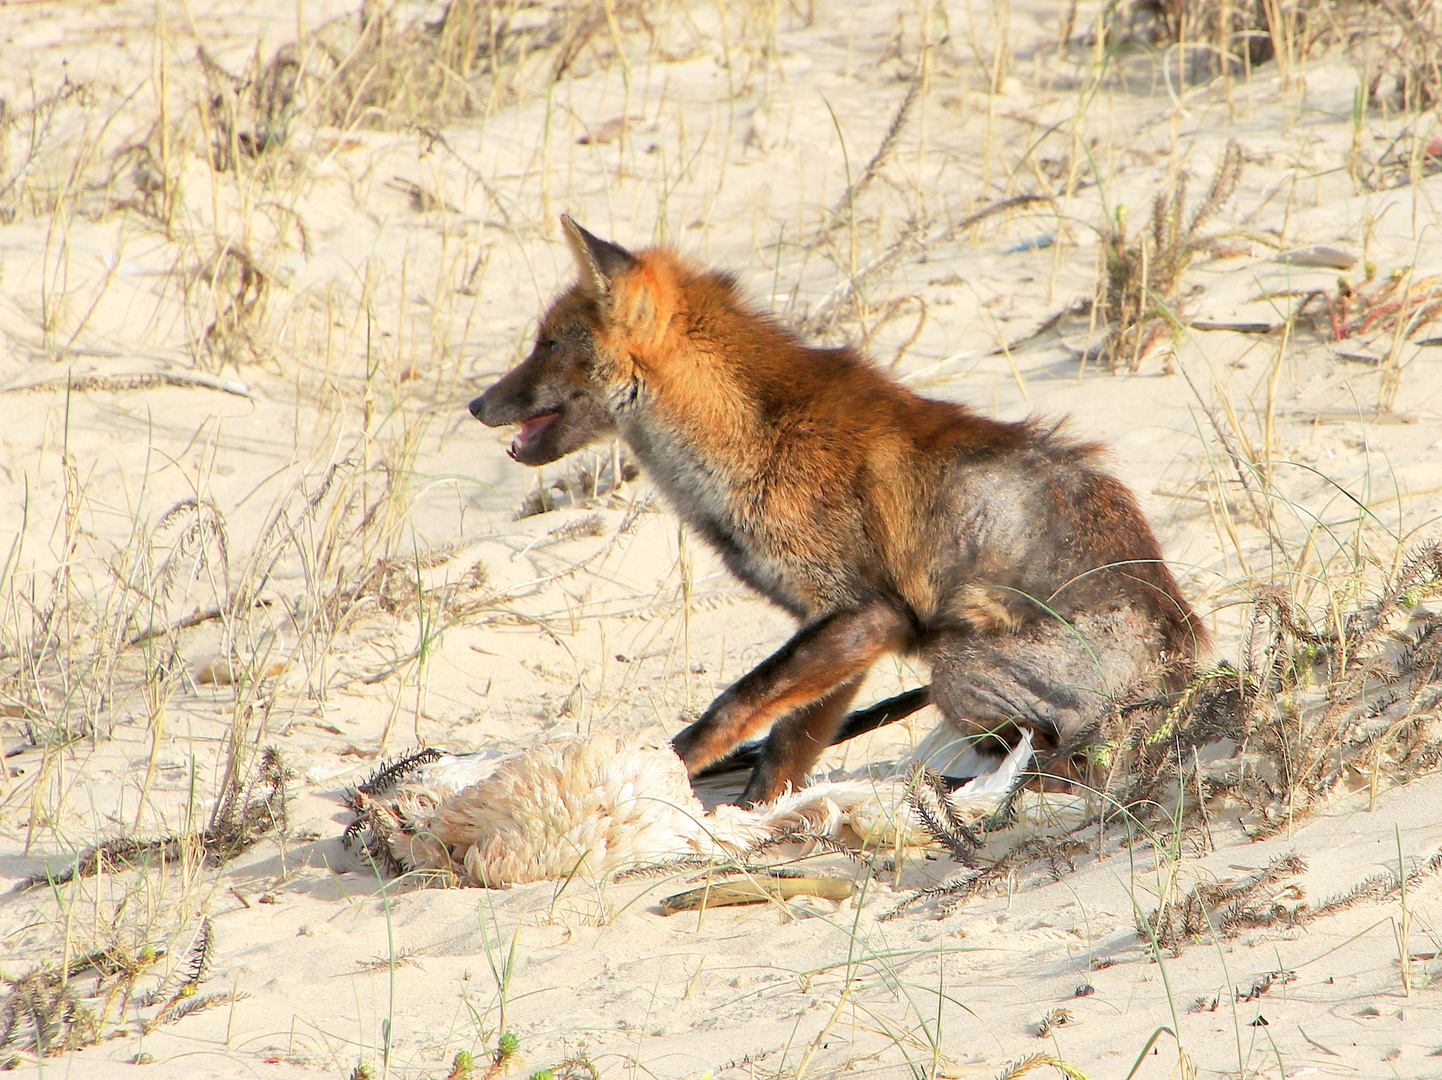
xmin=1275 ymin=246 xmax=1358 ymax=270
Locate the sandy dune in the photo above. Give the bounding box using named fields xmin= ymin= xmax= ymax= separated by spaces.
xmin=3 ymin=0 xmax=1442 ymax=1076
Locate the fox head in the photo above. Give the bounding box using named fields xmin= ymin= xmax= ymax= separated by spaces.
xmin=470 ymin=216 xmax=680 ymax=466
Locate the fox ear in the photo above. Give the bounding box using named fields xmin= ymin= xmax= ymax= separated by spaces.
xmin=561 ymin=215 xmax=638 ymax=297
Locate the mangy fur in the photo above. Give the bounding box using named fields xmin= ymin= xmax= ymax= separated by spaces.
xmin=472 ymin=217 xmax=1206 ymax=805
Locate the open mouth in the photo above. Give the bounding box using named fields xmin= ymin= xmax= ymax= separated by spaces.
xmin=509 ymin=411 xmax=559 ymax=460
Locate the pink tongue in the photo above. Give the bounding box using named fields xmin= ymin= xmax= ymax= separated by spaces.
xmin=520 ymin=413 xmax=556 ymax=440
xmin=513 ymin=412 xmax=558 ymax=454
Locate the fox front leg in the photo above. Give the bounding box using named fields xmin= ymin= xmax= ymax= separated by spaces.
xmin=739 ymin=675 xmax=865 ymax=806
xmin=672 ymin=603 xmax=913 ymax=790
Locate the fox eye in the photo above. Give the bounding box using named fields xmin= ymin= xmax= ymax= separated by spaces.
xmin=539 ymin=339 xmax=558 ymax=353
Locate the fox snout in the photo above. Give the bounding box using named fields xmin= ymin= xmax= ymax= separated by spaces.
xmin=469 ymin=345 xmax=616 ymax=466
xmin=470 ymin=365 xmax=563 ymax=465
xmin=467 ymin=383 xmax=522 ymax=428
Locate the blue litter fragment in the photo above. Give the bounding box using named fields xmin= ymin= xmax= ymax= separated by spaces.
xmin=1005 ymin=234 xmax=1055 ymax=254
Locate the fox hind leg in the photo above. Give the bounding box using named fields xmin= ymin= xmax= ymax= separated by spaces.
xmin=928 ymin=603 xmax=1169 ymax=783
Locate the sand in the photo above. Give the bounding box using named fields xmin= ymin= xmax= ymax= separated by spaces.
xmin=2 ymin=0 xmax=1442 ymax=1076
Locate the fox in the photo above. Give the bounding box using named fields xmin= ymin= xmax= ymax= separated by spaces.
xmin=471 ymin=216 xmax=1206 ymax=807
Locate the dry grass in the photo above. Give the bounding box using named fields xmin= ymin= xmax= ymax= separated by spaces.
xmin=1351 ymin=0 xmax=1442 ymax=110
xmin=1144 ymin=846 xmax=1442 ymax=953
xmin=1091 ymin=543 xmax=1442 ymax=824
xmin=16 ymin=747 xmax=292 ymax=893
xmin=271 ymin=0 xmax=661 ymax=133
xmin=1098 ymin=139 xmax=1244 ymax=371
xmin=1106 ymin=0 xmax=1328 ymax=78
xmin=1106 ymin=0 xmax=1442 ymax=110
xmin=0 ymin=915 xmax=227 ymax=1064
